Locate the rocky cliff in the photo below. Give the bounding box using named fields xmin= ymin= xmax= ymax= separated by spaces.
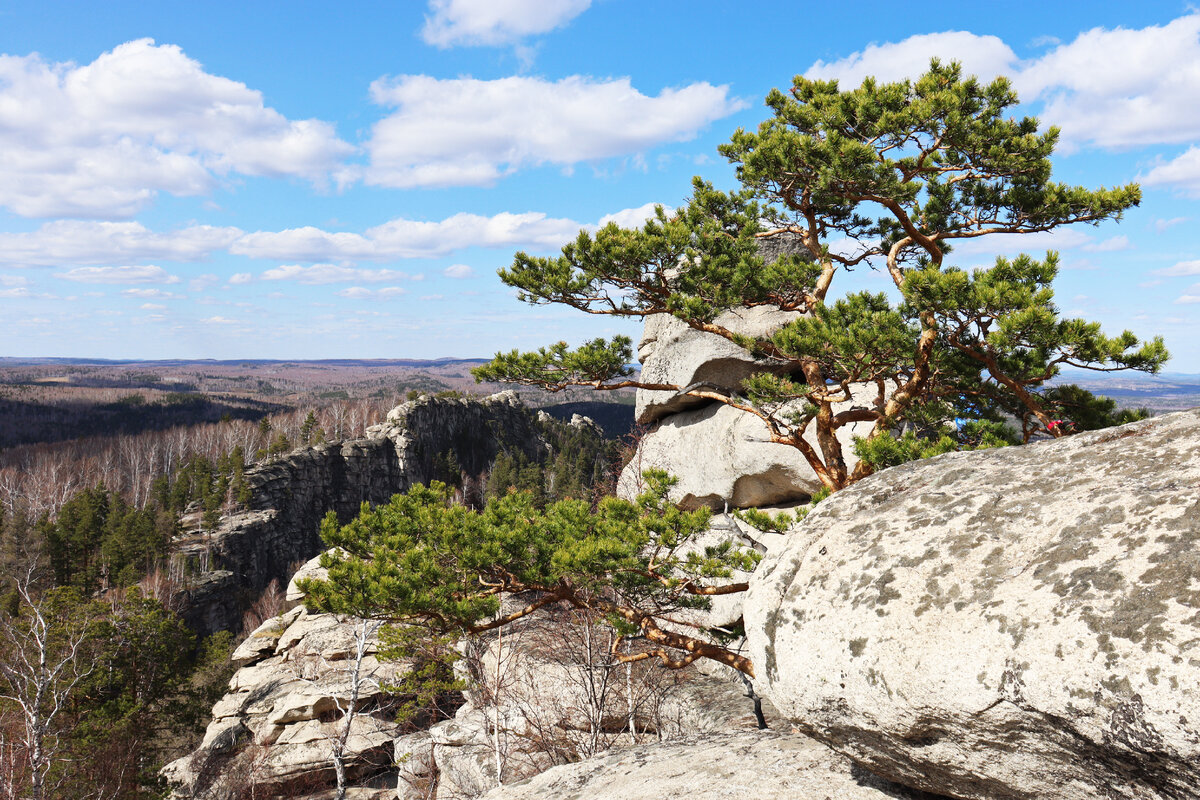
xmin=175 ymin=392 xmax=568 ymax=635
xmin=746 ymin=408 xmax=1200 ymax=799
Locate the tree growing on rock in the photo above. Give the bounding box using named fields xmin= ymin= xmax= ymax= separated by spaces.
xmin=473 ymin=61 xmax=1167 ymax=491
xmin=300 ymin=472 xmax=761 ymax=678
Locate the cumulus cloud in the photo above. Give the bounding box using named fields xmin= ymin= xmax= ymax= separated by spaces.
xmin=55 ymin=265 xmax=180 ymax=284
xmin=443 ymin=264 xmax=474 ymax=279
xmin=1019 ymin=16 xmax=1200 ymax=149
xmin=364 ymin=75 xmax=745 ymax=188
xmin=1154 ymin=260 xmax=1200 ymax=276
xmin=233 ymin=210 xmax=589 ymax=261
xmin=0 ymin=221 xmax=241 ymax=267
xmin=0 ymin=287 xmax=32 ymax=298
xmin=947 ymin=227 xmax=1093 ymax=257
xmin=261 ymin=264 xmax=418 ymax=284
xmin=806 ymin=31 xmax=1018 ymax=86
xmin=228 ymin=272 xmax=253 ymax=285
xmin=0 ymin=274 xmax=29 ymax=287
xmin=804 ymin=16 xmax=1200 ymax=154
xmin=336 ymin=286 xmax=408 ymax=299
xmin=598 ymin=202 xmax=672 ymax=229
xmin=121 ymin=288 xmax=182 ymax=299
xmin=0 ymin=39 xmax=354 ymax=218
xmin=202 ymin=316 xmax=238 ymax=324
xmin=1155 ymin=216 xmax=1190 ymax=232
xmin=1082 ymin=235 xmax=1131 ymax=252
xmin=421 ymin=0 xmax=590 ymax=47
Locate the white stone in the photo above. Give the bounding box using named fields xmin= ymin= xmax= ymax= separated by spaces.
xmin=479 ymin=731 xmax=934 ymax=800
xmin=745 ymin=410 xmax=1200 ymax=800
xmin=619 ymin=382 xmax=878 ymax=509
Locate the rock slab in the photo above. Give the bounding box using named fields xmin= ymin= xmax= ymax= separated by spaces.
xmin=745 ymin=410 xmax=1200 ymax=800
xmin=479 ymin=731 xmax=943 ymax=800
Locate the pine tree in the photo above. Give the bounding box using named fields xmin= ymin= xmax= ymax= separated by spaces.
xmin=473 ymin=61 xmax=1167 ymax=491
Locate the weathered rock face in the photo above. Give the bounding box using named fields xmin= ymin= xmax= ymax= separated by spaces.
xmin=635 ymin=307 xmax=801 ymax=425
xmin=176 ymin=392 xmax=558 ymax=635
xmin=162 ymin=602 xmax=409 ymax=800
xmin=477 ymin=730 xmax=945 ymax=800
xmin=745 ymin=410 xmax=1200 ymax=800
xmin=619 ymin=383 xmax=877 ymax=510
xmin=393 ymin=608 xmax=774 ymax=799
xmin=633 ymin=233 xmax=807 ymax=427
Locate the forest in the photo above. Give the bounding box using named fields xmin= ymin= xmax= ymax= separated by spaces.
xmin=0 ymin=361 xmax=630 ymax=800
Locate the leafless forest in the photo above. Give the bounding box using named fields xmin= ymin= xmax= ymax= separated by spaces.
xmin=0 ymin=358 xmax=633 ymax=520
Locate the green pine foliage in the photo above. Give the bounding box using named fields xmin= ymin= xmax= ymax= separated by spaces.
xmin=474 ymin=60 xmax=1168 ymax=491
xmin=302 ymin=470 xmax=761 ymax=676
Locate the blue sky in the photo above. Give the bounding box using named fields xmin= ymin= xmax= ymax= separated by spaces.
xmin=2 ymin=1 xmax=1199 ymax=371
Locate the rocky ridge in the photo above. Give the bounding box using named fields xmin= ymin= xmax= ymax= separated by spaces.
xmin=745 ymin=408 xmax=1200 ymax=799
xmin=175 ymin=392 xmax=567 ymax=635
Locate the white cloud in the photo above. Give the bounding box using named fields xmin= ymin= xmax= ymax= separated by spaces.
xmin=1018 ymin=16 xmax=1200 ymax=149
xmin=805 ymin=31 xmax=1018 ymax=85
xmin=232 ymin=203 xmax=671 ymax=263
xmin=140 ymin=302 xmax=166 ymax=310
xmin=948 ymin=227 xmax=1092 ymax=257
xmin=0 ymin=39 xmax=354 ymax=218
xmin=422 ymin=0 xmax=590 ymax=47
xmin=364 ymin=75 xmax=745 ymax=188
xmin=598 ymin=202 xmax=672 ymax=229
xmin=0 ymin=220 xmax=241 ymax=267
xmin=234 ymin=211 xmax=583 ymax=260
xmin=228 ymin=272 xmax=253 ymax=285
xmin=0 ymin=274 xmax=29 ymax=286
xmin=0 ymin=287 xmax=31 ymax=298
xmin=190 ymin=274 xmax=219 ymax=292
xmin=1142 ymin=147 xmax=1200 ymax=194
xmin=1155 ymin=216 xmax=1190 ymax=232
xmin=1154 ymin=260 xmax=1200 ymax=276
xmin=202 ymin=316 xmax=238 ymax=324
xmin=261 ymin=264 xmax=417 ymax=284
xmin=335 ymin=286 xmax=408 ymax=299
xmin=804 ymin=16 xmax=1200 ymax=153
xmin=121 ymin=288 xmax=182 ymax=299
xmin=1082 ymin=235 xmax=1131 ymax=253
xmin=443 ymin=264 xmax=474 ymax=279
xmin=55 ymin=265 xmax=180 ymax=284
xmin=1175 ymin=293 xmax=1200 ymax=304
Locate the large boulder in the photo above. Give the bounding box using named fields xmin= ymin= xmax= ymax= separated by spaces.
xmin=619 ymin=383 xmax=878 ymax=510
xmin=478 ymin=731 xmax=945 ymax=800
xmin=635 ymin=307 xmax=801 ymax=425
xmin=633 ymin=231 xmax=808 ymax=426
xmin=745 ymin=410 xmax=1200 ymax=800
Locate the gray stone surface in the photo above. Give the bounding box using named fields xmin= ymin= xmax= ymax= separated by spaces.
xmin=635 ymin=306 xmax=802 ymax=425
xmin=745 ymin=410 xmax=1200 ymax=800
xmin=620 ymin=383 xmax=878 ymax=510
xmin=163 ymin=579 xmax=407 ymax=800
xmin=176 ymin=393 xmax=563 ymax=635
xmin=478 ymin=731 xmax=942 ymax=800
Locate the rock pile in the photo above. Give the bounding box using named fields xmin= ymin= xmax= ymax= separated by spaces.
xmin=745 ymin=408 xmax=1200 ymax=799
xmin=617 ymin=236 xmax=877 ymax=510
xmin=163 ymin=563 xmax=408 ymax=799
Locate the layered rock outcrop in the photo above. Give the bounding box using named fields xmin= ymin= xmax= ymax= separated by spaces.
xmin=163 ymin=581 xmax=409 ymax=798
xmin=620 ymin=233 xmax=883 ymax=511
xmin=479 ymin=731 xmax=945 ymax=800
xmin=176 ymin=392 xmax=564 ymax=635
xmin=745 ymin=409 xmax=1200 ymax=799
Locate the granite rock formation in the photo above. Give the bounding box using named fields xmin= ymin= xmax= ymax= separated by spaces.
xmin=745 ymin=409 xmax=1200 ymax=800
xmin=477 ymin=731 xmax=945 ymax=800
xmin=175 ymin=392 xmax=565 ymax=635
xmin=618 ymin=384 xmax=877 ymax=510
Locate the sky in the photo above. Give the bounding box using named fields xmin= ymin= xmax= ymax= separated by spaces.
xmin=2 ymin=1 xmax=1200 ymax=371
